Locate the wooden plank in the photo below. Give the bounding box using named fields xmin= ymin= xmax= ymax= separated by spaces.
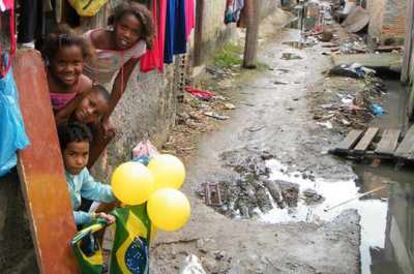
xmin=395 ymin=124 xmax=414 ymax=160
xmin=13 ymin=50 xmax=79 ymax=274
xmin=353 ymin=127 xmax=379 ymax=153
xmin=334 ymin=129 xmax=364 ymax=152
xmin=375 ymin=129 xmax=401 ymax=155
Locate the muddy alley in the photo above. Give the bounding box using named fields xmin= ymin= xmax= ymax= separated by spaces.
xmin=148 ymin=4 xmax=414 ymax=274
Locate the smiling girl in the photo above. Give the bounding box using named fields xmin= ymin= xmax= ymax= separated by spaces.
xmin=43 ymin=26 xmax=93 ymax=112
xmin=83 ymin=1 xmax=155 ymax=114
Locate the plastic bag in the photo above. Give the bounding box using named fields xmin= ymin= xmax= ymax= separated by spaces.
xmin=179 ymin=254 xmax=206 ymax=274
xmin=132 ymin=139 xmax=159 ymax=165
xmin=0 ymin=66 xmax=29 ymax=177
xmin=71 ymin=220 xmax=107 ymax=274
xmin=67 ymin=0 xmax=108 ymax=17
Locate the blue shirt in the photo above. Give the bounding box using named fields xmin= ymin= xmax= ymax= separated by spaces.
xmin=65 ymin=168 xmax=115 ymax=225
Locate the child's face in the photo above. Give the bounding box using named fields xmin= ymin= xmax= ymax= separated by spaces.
xmin=50 ymin=45 xmax=84 ymax=87
xmin=63 ymin=141 xmax=89 ymax=175
xmin=73 ymin=90 xmax=109 ymax=124
xmin=113 ymin=13 xmax=141 ymax=49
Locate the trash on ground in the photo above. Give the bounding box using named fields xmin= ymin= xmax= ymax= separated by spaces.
xmin=203 ymin=111 xmax=229 ymax=120
xmin=179 ymin=254 xmax=207 ymax=274
xmin=281 ymin=52 xmax=303 ymax=60
xmin=224 ymin=103 xmax=236 ymax=110
xmin=185 ymin=86 xmax=215 ymax=101
xmin=274 ymin=80 xmax=289 ymax=85
xmin=329 ymin=63 xmax=376 ymax=79
xmin=370 ymin=103 xmax=385 ymax=117
xmin=317 ymin=121 xmax=333 ymax=129
xmin=203 ymin=182 xmax=223 ymax=206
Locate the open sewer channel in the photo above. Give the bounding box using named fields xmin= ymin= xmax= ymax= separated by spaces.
xmin=258 ymin=80 xmax=414 ymax=274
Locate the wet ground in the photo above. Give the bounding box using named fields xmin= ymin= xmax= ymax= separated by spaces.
xmin=151 ymin=14 xmax=414 ymax=274
xmin=152 ymin=27 xmax=360 ymax=273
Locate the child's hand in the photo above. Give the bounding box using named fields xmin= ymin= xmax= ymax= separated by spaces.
xmin=96 ymin=212 xmax=116 ymax=224
xmin=102 ymin=118 xmax=116 ymax=138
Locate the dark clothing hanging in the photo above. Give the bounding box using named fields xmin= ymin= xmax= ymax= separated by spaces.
xmin=164 ymin=0 xmax=187 ymax=64
xmin=17 ymin=0 xmax=57 ymax=47
xmin=17 ymin=0 xmax=41 ymax=43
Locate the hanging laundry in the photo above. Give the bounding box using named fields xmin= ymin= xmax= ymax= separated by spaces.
xmin=185 ymin=0 xmax=195 ymax=38
xmin=0 ymin=0 xmax=13 ymax=11
xmin=17 ymin=0 xmax=58 ymax=49
xmin=67 ymin=0 xmax=109 ymax=17
xmin=0 ymin=2 xmax=15 ymax=76
xmin=140 ymin=0 xmax=167 ymax=72
xmin=224 ymin=0 xmax=244 ymax=24
xmin=0 ymin=63 xmax=30 ymax=177
xmin=164 ymin=0 xmax=187 ymax=64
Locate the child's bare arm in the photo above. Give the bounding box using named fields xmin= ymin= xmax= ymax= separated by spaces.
xmin=54 ymin=94 xmax=84 ymax=124
xmin=104 ymin=58 xmax=139 ymax=121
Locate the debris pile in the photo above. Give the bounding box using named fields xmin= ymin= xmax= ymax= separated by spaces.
xmin=197 ymin=151 xmax=324 ymax=219
xmin=163 ymin=65 xmax=239 ymax=158
xmin=310 ymin=70 xmax=386 ymax=131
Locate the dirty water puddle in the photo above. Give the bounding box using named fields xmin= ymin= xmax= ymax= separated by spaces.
xmin=261 ymin=159 xmax=388 ymax=274
xmin=201 ymin=155 xmax=389 ymax=274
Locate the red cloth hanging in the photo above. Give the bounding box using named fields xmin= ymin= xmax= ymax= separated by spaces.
xmin=185 ymin=0 xmax=195 ymax=38
xmin=140 ymin=0 xmax=167 ymax=72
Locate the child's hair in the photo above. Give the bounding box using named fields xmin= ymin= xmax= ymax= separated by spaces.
xmin=108 ymin=1 xmax=155 ymax=49
xmin=57 ymin=122 xmax=93 ymax=151
xmin=90 ymin=84 xmax=111 ymax=103
xmin=42 ymin=24 xmax=93 ymax=64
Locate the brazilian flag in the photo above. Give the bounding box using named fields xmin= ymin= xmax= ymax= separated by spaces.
xmin=71 ymin=204 xmax=155 ymax=274
xmin=71 ymin=219 xmax=107 ymax=274
xmin=109 ymin=204 xmax=155 ymax=274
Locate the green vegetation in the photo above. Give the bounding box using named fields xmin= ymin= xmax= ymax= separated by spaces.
xmin=213 ymin=43 xmax=243 ymax=69
xmin=213 ymin=42 xmax=269 ymax=71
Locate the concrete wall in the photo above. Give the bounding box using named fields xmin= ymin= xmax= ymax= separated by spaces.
xmin=94 ymin=65 xmax=178 ymax=178
xmin=195 ymin=0 xmax=279 ymax=65
xmin=367 ymin=0 xmax=408 ymax=43
xmin=367 ymin=0 xmax=386 ymax=39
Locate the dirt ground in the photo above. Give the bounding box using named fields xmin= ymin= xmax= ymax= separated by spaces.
xmin=150 ymin=10 xmax=363 ymax=274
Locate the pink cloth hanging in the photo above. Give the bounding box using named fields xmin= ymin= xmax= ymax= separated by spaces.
xmin=0 ymin=0 xmax=13 ymax=11
xmin=185 ymin=0 xmax=195 ymax=38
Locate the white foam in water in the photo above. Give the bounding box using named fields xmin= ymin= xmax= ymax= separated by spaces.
xmin=261 ymin=159 xmax=388 ymax=274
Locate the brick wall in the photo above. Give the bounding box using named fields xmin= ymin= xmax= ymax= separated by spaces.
xmin=367 ymin=0 xmax=407 ymax=43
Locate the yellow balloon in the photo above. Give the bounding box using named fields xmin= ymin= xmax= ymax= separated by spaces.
xmin=147 ymin=188 xmax=191 ymax=231
xmin=111 ymin=162 xmax=155 ymax=205
xmin=148 ymin=154 xmax=186 ymax=190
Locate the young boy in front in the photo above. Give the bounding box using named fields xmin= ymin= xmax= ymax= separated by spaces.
xmin=57 ymin=121 xmax=116 ymax=226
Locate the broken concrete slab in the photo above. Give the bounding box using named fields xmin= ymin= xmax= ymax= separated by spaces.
xmin=332 ymin=53 xmax=402 ymax=70
xmin=341 ymin=6 xmax=369 ymax=33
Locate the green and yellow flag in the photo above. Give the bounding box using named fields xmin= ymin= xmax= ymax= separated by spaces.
xmin=110 ymin=204 xmax=153 ymax=274
xmin=71 ymin=204 xmax=155 ymax=274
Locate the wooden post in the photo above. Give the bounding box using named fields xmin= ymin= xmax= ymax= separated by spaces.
xmin=243 ymin=0 xmax=261 ymax=69
xmin=193 ymin=0 xmax=205 ymax=66
xmin=14 ymin=50 xmax=79 ymax=274
xmin=401 ymin=0 xmax=414 ymax=83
